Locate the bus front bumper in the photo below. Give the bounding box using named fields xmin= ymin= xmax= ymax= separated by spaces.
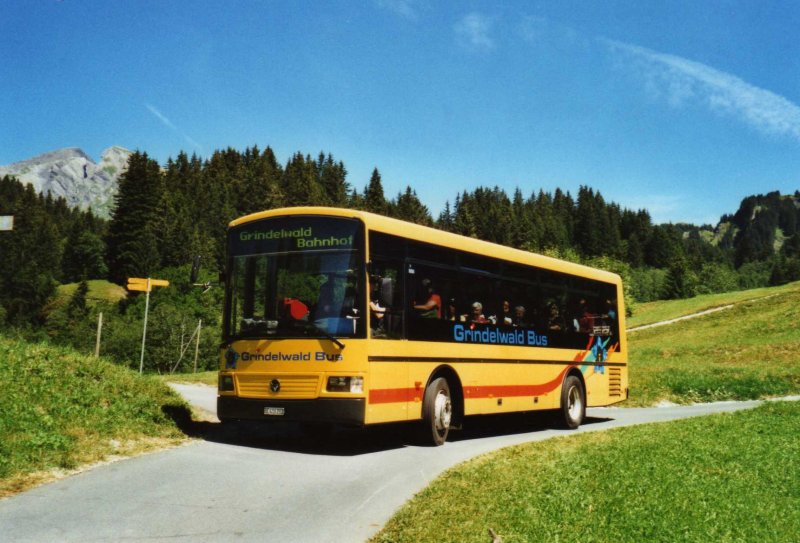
xmin=217 ymin=396 xmax=365 ymax=426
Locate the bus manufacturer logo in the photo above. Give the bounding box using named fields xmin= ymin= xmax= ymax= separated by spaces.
xmin=225 ymin=347 xmax=239 ymax=369
xmin=270 ymin=379 xmax=281 ymax=393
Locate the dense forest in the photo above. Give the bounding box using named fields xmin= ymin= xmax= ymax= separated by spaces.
xmin=1 ymin=146 xmax=798 ymax=371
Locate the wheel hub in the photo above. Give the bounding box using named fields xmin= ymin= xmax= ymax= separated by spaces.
xmin=567 ymin=385 xmax=582 ymax=420
xmin=434 ymin=391 xmax=452 ymax=431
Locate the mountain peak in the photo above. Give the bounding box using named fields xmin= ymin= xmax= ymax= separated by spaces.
xmin=0 ymin=146 xmax=132 ymax=219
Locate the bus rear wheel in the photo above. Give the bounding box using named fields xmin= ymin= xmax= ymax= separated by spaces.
xmin=422 ymin=377 xmax=452 ymax=446
xmin=558 ymin=374 xmax=585 ymax=429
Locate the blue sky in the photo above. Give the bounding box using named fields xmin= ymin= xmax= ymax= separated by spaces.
xmin=2 ymin=1 xmax=799 ymax=225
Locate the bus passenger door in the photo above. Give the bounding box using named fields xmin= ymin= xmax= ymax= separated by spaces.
xmin=366 ymin=258 xmax=409 ymax=424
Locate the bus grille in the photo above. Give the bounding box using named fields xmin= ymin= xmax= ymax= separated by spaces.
xmin=609 ymin=367 xmax=622 ymax=397
xmin=237 ymin=374 xmax=321 ymax=399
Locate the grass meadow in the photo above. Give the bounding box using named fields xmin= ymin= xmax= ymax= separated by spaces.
xmin=625 ymin=281 xmax=797 ymax=329
xmin=627 ymin=281 xmax=800 ymax=406
xmin=0 ymin=335 xmax=190 ymax=497
xmin=55 ymin=279 xmax=127 ymax=305
xmin=373 ymin=401 xmax=800 ymax=543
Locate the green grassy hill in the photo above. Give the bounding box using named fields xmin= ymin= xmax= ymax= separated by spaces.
xmin=627 ymin=281 xmax=800 ymax=406
xmin=55 ymin=279 xmax=127 ymax=305
xmin=373 ymin=401 xmax=800 ymax=543
xmin=626 ymin=281 xmax=798 ymax=329
xmin=0 ymin=334 xmax=191 ymax=497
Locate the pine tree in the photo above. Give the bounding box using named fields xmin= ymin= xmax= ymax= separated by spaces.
xmin=437 ymin=201 xmax=455 ymax=231
xmin=105 ymin=152 xmax=166 ymax=284
xmin=0 ymin=183 xmax=61 ymax=324
xmin=66 ymin=280 xmax=90 ymax=320
xmin=318 ymin=153 xmax=349 ymax=207
xmin=281 ymin=153 xmax=325 ymax=206
xmin=663 ymin=256 xmax=695 ymax=299
xmin=391 ymin=186 xmax=433 ymax=225
xmin=364 ymin=168 xmax=389 ymax=215
xmin=452 ymin=192 xmax=477 ymax=238
xmin=238 ymin=146 xmax=284 ymax=214
xmin=510 ymin=188 xmax=535 ymax=250
xmin=63 ymin=229 xmax=108 ymax=282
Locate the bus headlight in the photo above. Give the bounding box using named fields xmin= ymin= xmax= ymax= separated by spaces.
xmin=327 ymin=376 xmax=363 ymax=393
xmin=219 ymin=374 xmax=234 ymax=391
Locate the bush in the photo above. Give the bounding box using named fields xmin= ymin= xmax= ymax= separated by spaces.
xmin=43 ymin=265 xmax=224 ymax=374
xmin=629 ymin=267 xmax=668 ymax=303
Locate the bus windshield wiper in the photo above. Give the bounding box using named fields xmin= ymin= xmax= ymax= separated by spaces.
xmin=305 ymin=322 xmax=346 ymax=350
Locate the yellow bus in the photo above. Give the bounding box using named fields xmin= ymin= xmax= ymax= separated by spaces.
xmin=217 ymin=207 xmax=628 ymax=445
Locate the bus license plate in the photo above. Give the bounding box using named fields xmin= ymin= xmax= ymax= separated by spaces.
xmin=264 ymin=407 xmax=285 ymax=416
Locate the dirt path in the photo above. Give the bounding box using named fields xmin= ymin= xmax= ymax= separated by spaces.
xmin=627 ymin=304 xmax=734 ymax=332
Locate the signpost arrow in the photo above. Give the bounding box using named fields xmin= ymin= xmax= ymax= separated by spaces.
xmin=127 ymin=278 xmax=169 ymax=291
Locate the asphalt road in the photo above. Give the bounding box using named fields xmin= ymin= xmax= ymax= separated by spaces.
xmin=2 ymin=385 xmax=795 ymax=543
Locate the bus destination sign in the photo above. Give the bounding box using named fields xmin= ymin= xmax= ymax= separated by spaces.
xmin=230 ymin=216 xmax=361 ymax=256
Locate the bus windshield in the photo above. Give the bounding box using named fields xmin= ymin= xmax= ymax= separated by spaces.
xmin=226 ymin=216 xmax=364 ymax=340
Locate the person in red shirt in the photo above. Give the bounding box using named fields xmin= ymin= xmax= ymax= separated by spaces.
xmin=413 ymin=278 xmax=441 ymax=318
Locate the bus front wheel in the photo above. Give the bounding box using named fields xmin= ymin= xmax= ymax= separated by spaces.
xmin=422 ymin=377 xmax=452 ymax=446
xmin=558 ymin=374 xmax=585 ymax=429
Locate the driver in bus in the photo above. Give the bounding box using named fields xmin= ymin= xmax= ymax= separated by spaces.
xmin=413 ymin=278 xmax=441 ymax=318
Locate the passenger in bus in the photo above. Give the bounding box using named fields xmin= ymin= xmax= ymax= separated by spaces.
xmin=369 ymin=277 xmax=386 ymax=334
xmin=605 ymin=299 xmax=617 ymax=323
xmin=465 ymin=301 xmax=489 ymax=324
xmin=446 ymin=298 xmax=458 ymax=321
xmin=413 ymin=278 xmax=442 ymax=318
xmin=577 ymin=299 xmax=595 ymax=334
xmin=512 ymin=305 xmax=529 ymax=327
xmin=547 ymin=302 xmax=566 ymax=332
xmin=499 ymin=299 xmax=513 ymax=326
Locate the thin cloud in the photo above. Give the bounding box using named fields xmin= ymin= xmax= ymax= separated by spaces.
xmin=145 ymin=103 xmax=202 ymax=150
xmin=604 ymin=39 xmax=800 ymax=142
xmin=376 ymin=0 xmax=418 ymax=20
xmin=145 ymin=103 xmax=177 ymax=131
xmin=518 ymin=15 xmax=581 ymax=46
xmin=454 ymin=12 xmax=495 ymax=51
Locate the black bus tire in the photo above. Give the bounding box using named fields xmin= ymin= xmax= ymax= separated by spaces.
xmin=422 ymin=377 xmax=452 ymax=446
xmin=559 ymin=374 xmax=585 ymax=429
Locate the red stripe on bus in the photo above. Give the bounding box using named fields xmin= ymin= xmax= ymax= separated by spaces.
xmin=464 ymin=366 xmax=570 ymax=399
xmin=369 ymin=387 xmax=420 ymax=404
xmin=369 ymin=367 xmax=573 ymax=405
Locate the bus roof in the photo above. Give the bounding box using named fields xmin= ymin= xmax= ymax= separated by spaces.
xmin=229 ymin=206 xmax=622 ymax=285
